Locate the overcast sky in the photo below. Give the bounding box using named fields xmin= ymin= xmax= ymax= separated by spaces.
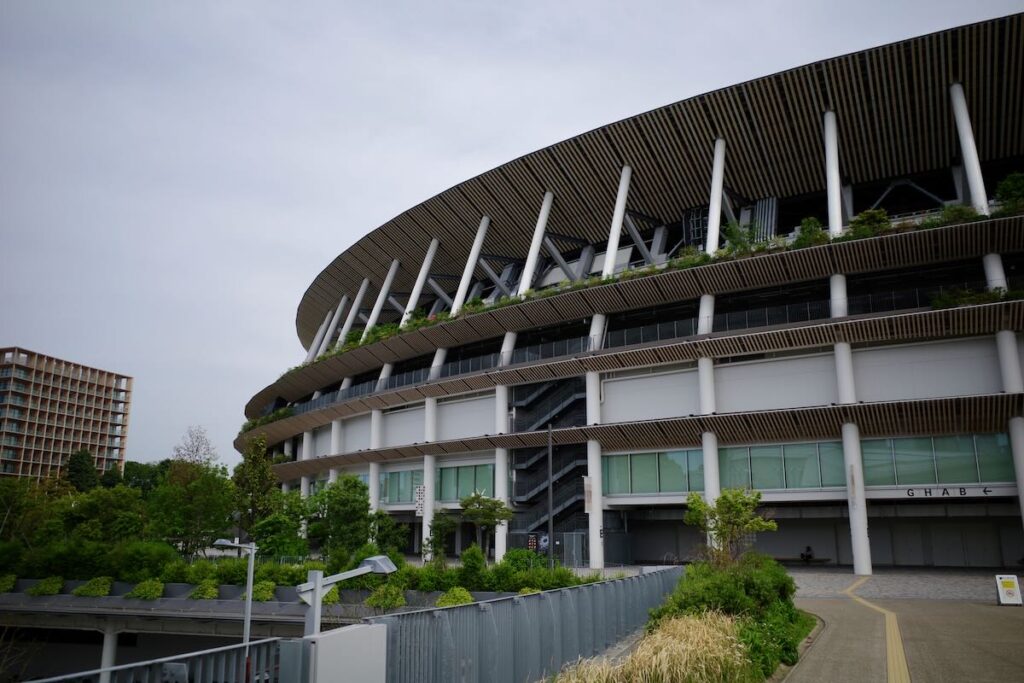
xmin=1 ymin=1 xmax=1018 ymax=468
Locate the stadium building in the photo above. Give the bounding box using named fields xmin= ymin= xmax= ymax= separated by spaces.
xmin=239 ymin=14 xmax=1024 ymax=573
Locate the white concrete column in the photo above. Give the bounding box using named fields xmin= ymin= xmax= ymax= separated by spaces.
xmin=376 ymin=362 xmax=394 ymax=392
xmin=98 ymin=625 xmax=118 ymax=683
xmin=368 ymin=461 xmax=381 ymax=512
xmin=1007 ymin=417 xmax=1024 ymax=540
xmin=499 ymin=331 xmax=518 ymax=366
xmin=603 ymin=166 xmax=633 ymax=276
xmin=284 ymin=439 xmax=293 ymax=460
xmin=361 ymin=259 xmax=401 ymax=343
xmin=834 ymin=342 xmax=857 ymax=404
xmin=300 ymin=476 xmax=310 ymax=498
xmin=842 ymin=422 xmax=872 ymax=575
xmin=823 ymin=111 xmax=844 ymax=236
xmin=451 ymin=216 xmax=491 ymax=315
xmin=401 ymin=238 xmax=440 ymax=327
xmin=304 ymin=312 xmax=333 ymax=363
xmin=281 ymin=481 xmax=291 ymax=494
xmin=422 ymin=397 xmax=438 ymax=558
xmin=336 ymin=278 xmax=370 ymax=348
xmin=697 ymin=295 xmax=715 ymax=335
xmin=830 ymin=274 xmax=848 ymax=318
xmin=949 ymin=83 xmax=990 ymax=215
xmin=585 ymin=370 xmax=604 ymax=569
xmin=329 ymin=419 xmax=343 ymax=484
xmin=493 ymin=382 xmax=510 ymax=558
xmin=518 ymin=191 xmax=555 ymax=295
xmin=698 ymin=358 xmax=716 ymax=415
xmin=317 ymin=295 xmax=350 ymax=357
xmin=701 ymin=432 xmax=721 ymax=501
xmin=705 ymin=140 xmax=726 ymax=254
xmin=997 ymin=330 xmax=1024 ymax=394
xmin=300 ymin=430 xmax=313 ymax=498
xmin=984 ymin=253 xmax=1008 ymax=291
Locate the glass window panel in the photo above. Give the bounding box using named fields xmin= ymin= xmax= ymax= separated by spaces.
xmin=398 ymin=470 xmax=412 ymax=502
xmin=976 ymin=433 xmax=1015 ymax=482
xmin=387 ymin=473 xmax=400 ymax=503
xmin=631 ymin=453 xmax=659 ymax=493
xmin=658 ymin=451 xmax=687 ymax=492
xmin=687 ymin=450 xmax=704 ymax=492
xmin=457 ymin=465 xmax=475 ymax=498
xmin=862 ymin=439 xmax=896 ymax=486
xmin=783 ymin=443 xmax=821 ymax=489
xmin=475 ymin=464 xmax=494 ymax=497
xmin=602 ymin=457 xmax=609 ymax=495
xmin=719 ymin=447 xmax=751 ymax=489
xmin=933 ymin=436 xmax=978 ymax=484
xmin=606 ymin=455 xmax=630 ymax=494
xmin=818 ymin=442 xmax=845 ymax=487
xmin=750 ymin=446 xmax=784 ymax=489
xmin=440 ymin=468 xmax=458 ymax=501
xmin=893 ymin=437 xmax=936 ymax=485
xmin=412 ymin=469 xmax=423 ymax=491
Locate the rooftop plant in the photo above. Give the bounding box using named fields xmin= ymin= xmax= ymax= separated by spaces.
xmin=27 ymin=576 xmax=63 ymax=596
xmin=72 ymin=576 xmax=113 ymax=597
xmin=125 ymin=579 xmax=164 ymax=600
xmin=189 ymin=579 xmax=219 ymax=600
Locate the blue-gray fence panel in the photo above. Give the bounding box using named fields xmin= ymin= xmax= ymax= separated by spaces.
xmin=367 ymin=567 xmax=682 ymax=683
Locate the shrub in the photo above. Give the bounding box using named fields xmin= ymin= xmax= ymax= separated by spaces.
xmin=321 ymin=585 xmax=339 ymax=605
xmin=995 ymin=171 xmax=1024 ymax=213
xmin=416 ymin=563 xmax=458 ymax=592
xmin=791 ymin=217 xmax=829 ymax=249
xmin=160 ymin=560 xmax=190 ymax=584
xmin=17 ymin=540 xmax=108 ymax=580
xmin=365 ymin=583 xmax=406 ymax=610
xmin=125 ymin=579 xmax=164 ymax=600
xmin=72 ymin=576 xmax=113 ymax=597
xmin=186 ymin=560 xmax=219 ymax=584
xmin=500 ymin=548 xmax=544 ymax=572
xmin=435 ymin=586 xmax=473 ymax=607
xmin=215 ymin=558 xmax=250 ymax=585
xmin=845 ymin=208 xmax=889 ymax=240
xmin=0 ymin=541 xmax=22 ymax=574
xmin=244 ymin=580 xmax=276 ymax=602
xmin=517 ymin=587 xmax=540 ymax=595
xmin=27 ymin=576 xmax=64 ymax=596
xmin=940 ymin=203 xmax=979 ymax=225
xmin=108 ymin=541 xmax=179 ymax=582
xmin=190 ymin=579 xmax=219 ymax=600
xmin=239 ymin=406 xmax=295 ymax=435
xmin=458 ymin=545 xmax=487 ymax=590
xmin=0 ymin=574 xmax=15 ymax=593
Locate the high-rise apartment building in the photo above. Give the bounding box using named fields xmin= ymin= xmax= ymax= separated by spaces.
xmin=0 ymin=347 xmax=132 ymax=479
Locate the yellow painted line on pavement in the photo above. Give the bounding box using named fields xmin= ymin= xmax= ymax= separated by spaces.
xmin=843 ymin=576 xmax=911 ymax=683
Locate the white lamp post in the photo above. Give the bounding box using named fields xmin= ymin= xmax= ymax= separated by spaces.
xmin=213 ymin=539 xmax=258 ymax=665
xmin=297 ymin=555 xmax=397 ymax=635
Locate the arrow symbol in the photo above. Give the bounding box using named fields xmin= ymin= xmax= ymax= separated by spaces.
xmin=983 ymin=487 xmax=992 ymax=495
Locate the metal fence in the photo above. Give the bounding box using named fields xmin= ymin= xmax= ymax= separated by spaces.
xmin=365 ymin=566 xmax=683 ymax=683
xmin=32 ymin=638 xmax=281 ymax=683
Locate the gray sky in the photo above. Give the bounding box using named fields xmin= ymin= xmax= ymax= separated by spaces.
xmin=2 ymin=1 xmax=1018 ymax=468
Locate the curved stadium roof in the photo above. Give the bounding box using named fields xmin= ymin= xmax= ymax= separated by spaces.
xmin=295 ymin=14 xmax=1024 ymax=349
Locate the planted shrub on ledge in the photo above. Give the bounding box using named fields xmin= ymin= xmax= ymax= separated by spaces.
xmin=243 ymin=580 xmax=276 ymax=602
xmin=72 ymin=576 xmax=113 ymax=597
xmin=435 ymin=586 xmax=473 ymax=607
xmin=125 ymin=579 xmax=164 ymax=601
xmin=27 ymin=576 xmax=63 ymax=597
xmin=0 ymin=574 xmax=15 ymax=593
xmin=189 ymin=579 xmax=219 ymax=600
xmin=365 ymin=583 xmax=406 ymax=611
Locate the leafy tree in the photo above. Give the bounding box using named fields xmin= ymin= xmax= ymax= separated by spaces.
xmin=66 ymin=450 xmax=99 ymax=492
xmin=424 ymin=509 xmax=457 ymax=566
xmin=61 ymin=484 xmax=146 ymax=543
xmin=996 ymin=171 xmax=1024 ymax=213
xmin=232 ymin=435 xmax=278 ymax=536
xmin=370 ymin=510 xmax=408 ymax=554
xmin=721 ymin=221 xmax=756 ymax=256
xmin=459 ymin=493 xmax=513 ymax=562
xmin=250 ymin=490 xmax=308 ymax=558
xmin=147 ymin=461 xmax=234 ymax=558
xmin=121 ymin=460 xmax=166 ymax=498
xmin=307 ymin=476 xmax=370 ymax=563
xmin=792 ymin=217 xmax=829 ymax=249
xmin=172 ymin=425 xmax=218 ymax=465
xmin=684 ymin=488 xmax=777 ymax=567
xmin=99 ymin=468 xmax=123 ymax=488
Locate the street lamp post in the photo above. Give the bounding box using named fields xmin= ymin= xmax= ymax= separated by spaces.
xmin=296 ymin=555 xmax=397 ymax=636
xmin=213 ymin=539 xmax=257 ymax=667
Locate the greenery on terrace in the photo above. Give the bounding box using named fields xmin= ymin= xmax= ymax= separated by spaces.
xmin=245 ymin=172 xmax=1024 ymax=436
xmin=0 ymin=435 xmax=589 ymax=605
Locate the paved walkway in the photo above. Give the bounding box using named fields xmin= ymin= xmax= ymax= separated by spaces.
xmin=788 ymin=569 xmax=1024 ymax=683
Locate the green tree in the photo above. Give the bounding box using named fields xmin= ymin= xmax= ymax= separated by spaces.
xmin=684 ymin=488 xmax=777 ymax=567
xmin=996 ymin=171 xmax=1024 ymax=214
xmin=99 ymin=468 xmax=123 ymax=488
xmin=307 ymin=476 xmax=370 ymax=563
xmin=147 ymin=461 xmax=235 ymax=558
xmin=232 ymin=435 xmax=277 ymax=536
xmin=66 ymin=450 xmax=99 ymax=492
xmin=424 ymin=509 xmax=457 ymax=566
xmin=121 ymin=460 xmax=166 ymax=498
xmin=369 ymin=510 xmax=408 ymax=554
xmin=459 ymin=492 xmax=513 ymax=562
xmin=61 ymin=484 xmax=146 ymax=543
xmin=250 ymin=490 xmax=308 ymax=558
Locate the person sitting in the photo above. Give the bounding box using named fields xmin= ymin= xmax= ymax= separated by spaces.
xmin=799 ymin=546 xmax=814 ymax=564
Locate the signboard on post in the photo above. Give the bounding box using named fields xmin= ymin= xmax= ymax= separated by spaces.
xmin=996 ymin=575 xmax=1022 ymax=606
xmin=414 ymin=485 xmax=425 ymax=517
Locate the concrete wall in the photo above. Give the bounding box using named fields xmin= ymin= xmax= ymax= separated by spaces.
xmin=716 ymin=353 xmax=838 ymax=413
xmin=344 ymin=413 xmax=372 ymax=452
xmin=602 ymin=368 xmax=699 ymax=422
xmin=314 ymin=425 xmax=332 ymax=457
xmin=437 ymin=394 xmax=495 ymax=441
xmin=383 ymin=405 xmax=425 ymax=447
xmin=853 ymin=337 xmax=1001 ymax=402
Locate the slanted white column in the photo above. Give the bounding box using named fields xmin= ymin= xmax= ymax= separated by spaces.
xmin=328 ymin=419 xmax=343 ymax=483
xmin=585 ymin=369 xmax=604 ymax=569
xmin=98 ymin=624 xmax=118 ymax=683
xmin=452 ymin=216 xmax=491 ymax=315
xmin=304 ymin=312 xmax=333 ymax=363
xmin=705 ymin=140 xmax=726 ymax=254
xmin=518 ymin=192 xmax=555 ymax=294
xmin=603 ymin=167 xmax=633 ymax=276
xmin=361 ymin=259 xmax=401 ymax=343
xmin=830 ymin=274 xmax=848 ymax=318
xmin=317 ymin=295 xmax=350 ymax=357
xmin=949 ymin=83 xmax=990 ymax=215
xmin=401 ymin=239 xmax=440 ymax=327
xmin=494 ymin=385 xmax=510 ymax=561
xmin=984 ymin=254 xmax=1008 ymax=291
xmin=823 ymin=111 xmax=844 ymax=236
xmin=834 ymin=337 xmax=871 ymax=575
xmin=429 ymin=348 xmax=448 ymax=381
xmin=369 ymin=411 xmax=383 ymax=511
xmin=336 ymin=278 xmax=370 ymax=348
xmin=422 ymin=398 xmax=438 ymax=559
xmin=697 ymin=295 xmax=715 ymax=335
xmin=300 ymin=430 xmax=313 ymax=498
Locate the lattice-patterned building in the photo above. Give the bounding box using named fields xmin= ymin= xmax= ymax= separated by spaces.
xmin=0 ymin=347 xmax=132 ymax=480
xmin=239 ymin=14 xmax=1024 ymax=572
